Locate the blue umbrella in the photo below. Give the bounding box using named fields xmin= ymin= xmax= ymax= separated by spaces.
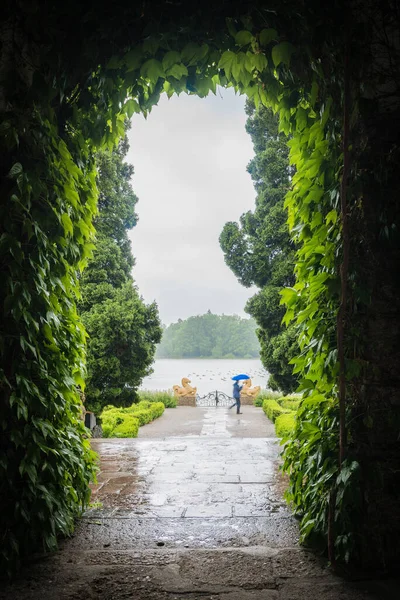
xmin=231 ymin=374 xmax=250 ymax=381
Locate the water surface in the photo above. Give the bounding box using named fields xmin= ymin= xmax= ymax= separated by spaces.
xmin=140 ymin=358 xmax=269 ymax=396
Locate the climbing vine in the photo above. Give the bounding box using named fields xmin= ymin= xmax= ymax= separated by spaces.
xmin=92 ymin=21 xmax=363 ymax=564
xmin=0 ymin=9 xmax=344 ymax=571
xmin=1 ymin=109 xmax=99 ymax=573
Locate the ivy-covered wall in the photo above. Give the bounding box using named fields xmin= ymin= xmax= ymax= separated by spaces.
xmin=1 ymin=0 xmax=399 ymax=574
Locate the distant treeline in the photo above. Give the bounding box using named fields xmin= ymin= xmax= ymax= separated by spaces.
xmin=156 ymin=312 xmax=260 ymax=359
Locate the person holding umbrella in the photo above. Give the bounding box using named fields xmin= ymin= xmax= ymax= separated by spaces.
xmin=229 ymin=374 xmax=249 ymax=414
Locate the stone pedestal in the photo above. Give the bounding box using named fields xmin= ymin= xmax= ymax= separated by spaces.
xmin=240 ymin=394 xmax=255 ymax=405
xmin=177 ymin=395 xmax=196 ymax=407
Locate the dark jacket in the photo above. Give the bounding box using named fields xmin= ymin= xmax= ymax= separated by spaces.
xmin=233 ymin=382 xmax=242 ymax=400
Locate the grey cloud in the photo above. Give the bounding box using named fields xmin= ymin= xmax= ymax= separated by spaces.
xmin=127 ymin=88 xmax=258 ymax=324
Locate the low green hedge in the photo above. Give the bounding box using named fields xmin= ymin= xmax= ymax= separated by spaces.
xmin=253 ymin=390 xmax=282 ymax=406
xmin=275 ymin=412 xmax=296 ymax=438
xmin=101 ymin=407 xmax=125 ymax=437
xmin=259 ymin=394 xmax=300 ymax=439
xmin=101 ymin=401 xmax=165 ymax=438
xmin=113 ymin=414 xmax=140 ymax=438
xmin=280 ymin=399 xmax=301 ymax=411
xmin=137 ymin=389 xmax=177 ymax=408
xmin=133 ymin=401 xmax=165 ymax=424
xmin=262 ymin=399 xmax=291 ymax=422
xmin=279 ymin=394 xmax=300 ymax=402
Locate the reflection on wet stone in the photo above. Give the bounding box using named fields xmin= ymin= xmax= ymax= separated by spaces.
xmin=86 ymin=406 xmax=293 ymax=547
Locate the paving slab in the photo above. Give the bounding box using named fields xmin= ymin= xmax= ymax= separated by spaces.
xmin=1 ymin=405 xmax=398 ymax=599
xmin=137 ymin=405 xmax=275 ymax=438
xmin=2 ymin=548 xmax=397 ymax=600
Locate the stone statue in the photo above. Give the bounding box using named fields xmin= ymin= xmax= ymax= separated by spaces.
xmin=241 ymin=378 xmax=261 ymax=398
xmin=173 ymin=377 xmax=197 ymax=397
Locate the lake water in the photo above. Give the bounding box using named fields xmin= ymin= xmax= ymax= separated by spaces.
xmin=140 ymin=358 xmax=269 ymax=397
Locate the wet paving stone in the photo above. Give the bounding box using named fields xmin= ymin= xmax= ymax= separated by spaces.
xmin=185 ymin=504 xmax=233 ymax=518
xmin=2 ymin=406 xmax=396 ymax=600
xmin=87 ymin=407 xmax=291 ymax=524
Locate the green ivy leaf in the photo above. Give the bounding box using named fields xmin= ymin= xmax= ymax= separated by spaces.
xmin=194 ymin=77 xmax=212 ymax=97
xmin=163 ymin=81 xmax=174 ymax=98
xmin=8 ymin=163 xmax=23 ymax=178
xmin=61 ymin=213 xmax=73 ymax=237
xmin=253 ymin=53 xmax=268 ymax=72
xmin=218 ymin=51 xmax=236 ymax=79
xmin=166 ymin=63 xmax=189 ymax=80
xmin=162 ymin=51 xmax=181 ymax=71
xmin=20 ymin=336 xmax=37 ymax=358
xmin=239 ymin=69 xmax=252 ymax=87
xmin=280 ymin=287 xmax=298 ymax=307
xmin=272 ymin=42 xmax=295 ymax=67
xmin=42 ymin=323 xmax=55 ymax=343
xmin=259 ymin=28 xmax=278 ymax=46
xmin=296 ymin=107 xmax=308 ymax=131
xmin=232 ymin=52 xmax=246 ymax=81
xmin=63 ymin=184 xmax=79 ymax=209
xmin=19 ymin=460 xmax=38 ymax=485
xmin=73 ymin=372 xmax=86 ymax=390
xmin=305 ymin=158 xmax=323 ymax=179
xmin=123 ymin=99 xmax=140 ymax=118
xmin=326 ymin=210 xmax=338 ymax=225
xmin=142 ymin=37 xmax=159 ymax=55
xmin=235 ymin=30 xmax=253 ymax=46
xmin=124 ymin=48 xmax=143 ymax=72
xmin=140 ymin=59 xmax=165 ymax=82
xmin=320 ymin=97 xmax=333 ymax=127
xmin=181 ymin=43 xmax=208 ymax=66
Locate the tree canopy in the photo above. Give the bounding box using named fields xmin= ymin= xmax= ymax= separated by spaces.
xmin=79 ymin=134 xmax=162 ymax=414
xmin=157 ymin=312 xmax=260 ymax=359
xmin=220 ymin=101 xmax=297 ymax=393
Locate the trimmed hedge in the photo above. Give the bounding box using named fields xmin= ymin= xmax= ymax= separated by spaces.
xmin=275 ymin=413 xmax=296 ymax=438
xmin=253 ymin=390 xmax=281 ymax=406
xmin=101 ymin=400 xmax=165 ymax=438
xmin=262 ymin=399 xmax=291 ymax=422
xmin=113 ymin=415 xmax=140 ymax=438
xmin=130 ymin=401 xmax=165 ymax=424
xmin=101 ymin=407 xmax=125 ymax=437
xmin=259 ymin=394 xmax=299 ymax=439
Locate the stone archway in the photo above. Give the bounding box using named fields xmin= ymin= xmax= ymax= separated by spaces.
xmin=1 ymin=0 xmax=400 ymax=573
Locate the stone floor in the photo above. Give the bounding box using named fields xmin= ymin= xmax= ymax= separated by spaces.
xmin=88 ymin=406 xmax=289 ymax=524
xmin=2 ymin=406 xmax=399 ymax=599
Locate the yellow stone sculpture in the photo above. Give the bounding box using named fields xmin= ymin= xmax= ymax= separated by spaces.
xmin=241 ymin=378 xmax=261 ymax=398
xmin=173 ymin=377 xmax=197 ymax=397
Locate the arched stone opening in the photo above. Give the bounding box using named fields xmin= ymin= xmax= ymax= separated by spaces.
xmin=1 ymin=0 xmax=399 ymax=574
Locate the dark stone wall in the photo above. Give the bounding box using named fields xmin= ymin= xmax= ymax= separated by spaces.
xmin=347 ymin=4 xmax=400 ymax=567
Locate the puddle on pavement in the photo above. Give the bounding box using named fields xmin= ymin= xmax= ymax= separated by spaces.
xmin=87 ymin=411 xmax=294 ymax=547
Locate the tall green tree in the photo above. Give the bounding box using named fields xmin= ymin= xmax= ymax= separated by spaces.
xmin=79 ymin=134 xmax=162 ymax=413
xmin=220 ymin=101 xmax=297 ymax=393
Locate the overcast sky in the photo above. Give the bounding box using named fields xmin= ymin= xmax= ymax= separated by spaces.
xmin=126 ymin=87 xmax=258 ymax=325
